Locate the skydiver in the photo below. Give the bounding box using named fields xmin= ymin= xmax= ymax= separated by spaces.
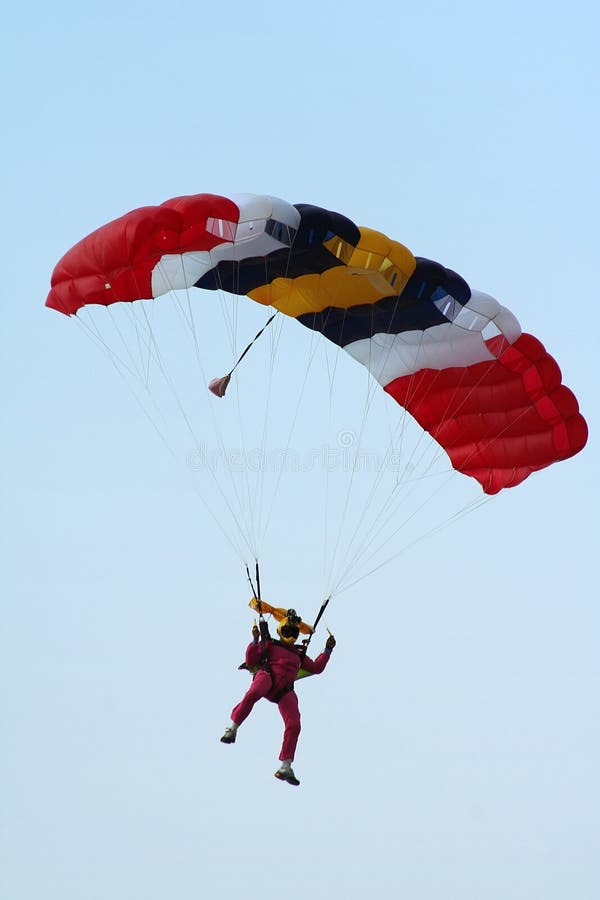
xmin=220 ymin=609 xmax=336 ymax=786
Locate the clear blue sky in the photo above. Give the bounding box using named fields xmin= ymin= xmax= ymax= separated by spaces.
xmin=2 ymin=2 xmax=599 ymax=899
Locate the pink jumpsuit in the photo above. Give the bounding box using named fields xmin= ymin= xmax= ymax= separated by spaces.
xmin=231 ymin=640 xmax=332 ymax=761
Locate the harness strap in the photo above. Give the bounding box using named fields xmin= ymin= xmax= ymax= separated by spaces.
xmin=271 ymin=682 xmax=295 ymax=703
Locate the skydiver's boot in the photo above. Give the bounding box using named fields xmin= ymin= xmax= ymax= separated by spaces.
xmin=274 ymin=760 xmax=300 ymax=786
xmin=220 ymin=722 xmax=238 ymax=744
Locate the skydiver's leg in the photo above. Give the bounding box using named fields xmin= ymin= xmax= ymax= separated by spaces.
xmin=231 ymin=670 xmax=272 ymax=726
xmin=277 ymin=690 xmax=301 ymax=762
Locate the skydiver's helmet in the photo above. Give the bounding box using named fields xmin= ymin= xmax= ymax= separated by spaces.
xmin=277 ymin=609 xmax=302 ymax=645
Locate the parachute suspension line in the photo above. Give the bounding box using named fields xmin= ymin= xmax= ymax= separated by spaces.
xmin=152 ymin=258 xmax=270 ymax=559
xmin=319 ymin=309 xmax=352 ymax=593
xmin=74 ymin=309 xmax=248 ymax=563
xmin=93 ymin=303 xmax=178 ymax=443
xmin=245 ymin=270 xmax=330 ymax=560
xmin=334 ymin=331 xmax=539 ymax=593
xmin=204 ymin=258 xmax=290 ymax=557
xmin=303 ymin=295 xmax=428 ymax=594
xmin=82 ymin=298 xmax=185 ymax=447
xmin=217 ymin=283 xmax=238 ymax=356
xmin=321 ymin=324 xmax=363 ymax=593
xmin=324 ymin=313 xmax=447 ymax=594
xmin=110 ymin=299 xmax=150 ymax=383
xmin=335 ymin=454 xmax=493 ymax=596
xmin=233 ymin=238 xmax=296 ymax=556
xmin=74 ymin=312 xmax=175 ymax=455
xmin=330 ymin=391 xmax=411 ymax=583
xmin=146 ymin=267 xmax=261 ymax=561
xmin=330 ymin=372 xmax=460 ymax=592
xmin=199 ymin=238 xmax=293 ymax=559
xmin=340 ymin=395 xmax=441 ymax=572
xmin=167 ymin=283 xmax=258 ymax=550
xmin=332 ymin=471 xmax=456 ymax=595
xmin=134 ymin=299 xmax=259 ymax=559
xmin=250 ymin=312 xmax=286 ymax=548
xmin=323 ymin=337 xmax=340 ymax=590
xmin=323 ymin=302 xmax=396 ymax=596
xmin=75 ymin=309 xmax=138 ymax=379
xmin=335 ymin=494 xmax=492 ymax=596
xmin=235 ymin=310 xmax=286 ymax=554
xmin=227 ymin=345 xmax=262 ymax=558
xmin=331 ymin=314 xmax=474 ymax=590
xmin=128 ymin=295 xmax=257 ymax=560
xmin=257 ymin=322 xmax=323 ymax=550
xmin=141 ymin=294 xmax=156 ymax=389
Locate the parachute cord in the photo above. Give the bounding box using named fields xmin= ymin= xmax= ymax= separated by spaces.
xmin=323 ymin=340 xmax=337 ymax=589
xmin=323 ymin=303 xmax=395 ymax=595
xmin=322 ymin=296 xmax=405 ymax=590
xmin=150 ymin=262 xmax=265 ymax=559
xmin=74 ymin=312 xmax=175 ymax=450
xmin=334 ymin=413 xmax=444 ymax=586
xmin=132 ymin=299 xmax=259 ymax=556
xmin=338 ymin=325 xmax=511 ymax=577
xmin=209 ymin=258 xmax=285 ymax=557
xmin=115 ymin=295 xmax=257 ymax=558
xmin=257 ymin=324 xmax=322 ymax=550
xmin=72 ymin=311 xmax=250 ymax=563
xmin=332 ymin=365 xmax=474 ymax=590
xmin=330 ymin=335 xmax=537 ymax=594
xmin=250 ymin=239 xmax=298 ymax=553
xmin=330 ymin=471 xmax=456 ymax=595
xmin=329 ymin=406 xmax=410 ymax=587
xmin=243 ymin=300 xmax=281 ymax=554
xmin=323 ymin=362 xmax=373 ymax=594
xmin=75 ymin=309 xmax=141 ymax=380
xmin=166 ymin=270 xmax=256 ymax=543
xmin=128 ymin=300 xmax=259 ymax=558
xmin=335 ymin=493 xmax=491 ymax=596
xmin=207 ymin=266 xmax=260 ymax=554
xmin=251 ymin=311 xmax=285 ymax=547
xmin=324 ymin=321 xmax=455 ymax=593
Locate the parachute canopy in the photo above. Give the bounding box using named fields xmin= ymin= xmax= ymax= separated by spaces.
xmin=46 ymin=192 xmax=588 ymax=495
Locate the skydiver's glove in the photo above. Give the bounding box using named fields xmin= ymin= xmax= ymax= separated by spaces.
xmin=252 ymin=623 xmax=260 ymax=641
xmin=325 ymin=633 xmax=336 ymax=651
